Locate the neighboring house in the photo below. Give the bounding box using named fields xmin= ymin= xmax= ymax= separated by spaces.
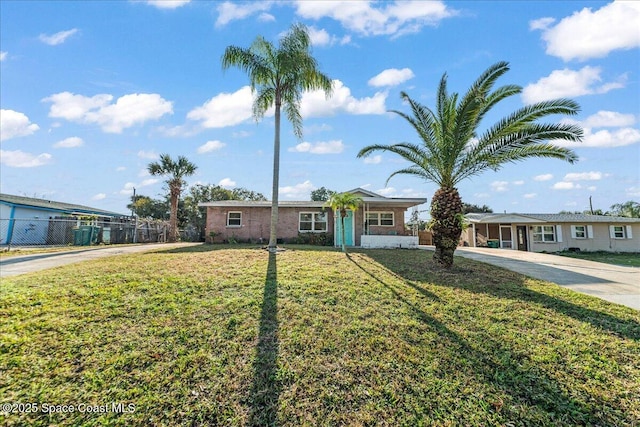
xmin=0 ymin=193 xmax=127 ymax=245
xmin=199 ymin=188 xmax=427 ymax=248
xmin=462 ymin=213 xmax=640 ymax=253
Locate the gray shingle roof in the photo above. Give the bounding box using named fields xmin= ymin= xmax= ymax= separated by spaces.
xmin=465 ymin=212 xmax=640 ymax=223
xmin=0 ymin=193 xmax=126 ymax=217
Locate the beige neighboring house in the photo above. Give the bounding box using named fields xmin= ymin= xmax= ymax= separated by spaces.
xmin=462 ymin=213 xmax=640 ymax=253
xmin=199 ymin=188 xmax=427 ymax=248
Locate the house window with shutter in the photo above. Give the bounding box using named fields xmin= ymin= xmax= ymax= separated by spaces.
xmin=571 ymin=225 xmax=587 ymax=239
xmin=610 ymin=225 xmax=626 ymax=239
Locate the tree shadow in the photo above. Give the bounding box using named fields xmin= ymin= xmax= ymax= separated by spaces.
xmin=247 ymin=251 xmax=281 ymax=426
xmin=346 ymin=253 xmax=637 ymax=425
xmin=365 ymin=250 xmax=640 ymax=342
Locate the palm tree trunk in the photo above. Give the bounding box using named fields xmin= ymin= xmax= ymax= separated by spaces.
xmin=340 ymin=211 xmax=347 ymax=253
xmin=268 ymin=97 xmax=281 ymax=251
xmin=431 ymin=187 xmax=463 ymax=268
xmin=169 ymin=186 xmax=179 ymax=243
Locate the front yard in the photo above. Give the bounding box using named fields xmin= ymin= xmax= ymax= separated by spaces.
xmin=556 ymin=250 xmax=640 ymax=267
xmin=1 ymin=245 xmax=638 ymax=426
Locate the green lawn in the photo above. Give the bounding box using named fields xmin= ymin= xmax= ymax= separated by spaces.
xmin=1 ymin=245 xmax=639 ymax=426
xmin=556 ymin=250 xmax=640 ymax=267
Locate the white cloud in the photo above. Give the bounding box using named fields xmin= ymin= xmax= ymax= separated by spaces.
xmin=552 ymin=181 xmax=580 ymax=190
xmin=534 ymin=173 xmax=554 ymax=181
xmin=301 ymin=80 xmax=387 ymax=117
xmin=116 ymin=166 xmax=126 ymax=172
xmin=120 ymin=182 xmax=136 ymax=195
xmin=564 ymin=171 xmax=605 ymax=181
xmin=92 ymin=193 xmax=106 ymax=200
xmin=523 ymin=193 xmax=537 ymax=199
xmin=0 ymin=51 xmax=7 ymax=61
xmin=0 ymin=149 xmax=52 ymax=168
xmin=626 ymin=186 xmax=640 ymax=197
xmin=215 ymin=1 xmax=274 ymax=27
xmin=522 ymin=66 xmax=625 ymax=104
xmin=43 ymin=92 xmax=173 ymax=133
xmin=474 ymin=192 xmax=490 ymax=199
xmin=0 ymin=109 xmax=40 ymax=141
xmin=140 ymin=178 xmax=159 ymax=187
xmin=307 ymin=26 xmax=350 ymax=47
xmin=53 ymin=136 xmax=84 ymax=148
xmin=376 ymin=187 xmax=397 ymax=197
xmin=490 ymin=181 xmax=509 ymax=192
xmin=555 ymin=126 xmax=640 ymax=148
xmin=512 ymin=180 xmax=524 ymax=186
xmin=289 ymin=140 xmax=344 ymax=154
xmin=580 ymin=110 xmax=636 ymax=128
xmin=219 ymin=178 xmax=236 ymax=188
xmin=144 ymin=0 xmax=191 ymax=9
xmin=39 ymin=28 xmax=78 ymax=46
xmin=258 ymin=13 xmax=275 ymax=23
xmin=187 ymin=86 xmax=255 ymax=128
xmin=137 ymin=150 xmax=159 ymax=160
xmin=295 ymin=0 xmax=455 ymax=37
xmin=529 ymin=17 xmax=555 ymax=31
xmin=197 ymin=140 xmax=226 ymax=154
xmin=368 ymin=68 xmax=415 ymax=87
xmin=119 ymin=178 xmax=158 ymax=195
xmin=587 ymin=186 xmax=597 ymax=192
xmin=534 ymin=2 xmax=640 ymax=61
xmin=280 ymin=180 xmax=315 ymax=199
xmin=363 ymin=155 xmax=382 ymax=164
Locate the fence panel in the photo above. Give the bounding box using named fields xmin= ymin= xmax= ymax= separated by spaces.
xmin=0 ymin=218 xmax=169 ymax=247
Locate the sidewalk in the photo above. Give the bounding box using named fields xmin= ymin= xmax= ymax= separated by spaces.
xmin=0 ymin=243 xmax=198 ymax=278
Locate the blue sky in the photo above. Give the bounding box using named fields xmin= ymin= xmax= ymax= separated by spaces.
xmin=1 ymin=1 xmax=639 ymax=218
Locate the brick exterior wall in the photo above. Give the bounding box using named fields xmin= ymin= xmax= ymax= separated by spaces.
xmin=206 ymin=205 xmax=410 ymax=246
xmin=206 ymin=206 xmax=334 ymax=244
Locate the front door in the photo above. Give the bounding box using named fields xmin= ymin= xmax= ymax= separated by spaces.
xmin=335 ymin=210 xmax=354 ymax=247
xmin=516 ymin=226 xmax=528 ymax=251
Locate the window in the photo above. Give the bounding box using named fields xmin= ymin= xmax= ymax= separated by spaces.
xmin=532 ymin=225 xmax=556 ymax=243
xmin=573 ymin=225 xmax=586 ymax=239
xmin=299 ymin=212 xmax=327 ymax=232
xmin=227 ymin=212 xmax=241 ymax=227
xmin=366 ymin=212 xmax=394 ymax=226
xmin=610 ymin=225 xmax=633 ymax=239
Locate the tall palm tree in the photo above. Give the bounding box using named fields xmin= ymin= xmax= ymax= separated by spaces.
xmin=358 ymin=61 xmax=583 ymax=267
xmin=324 ymin=192 xmax=363 ymax=253
xmin=222 ymin=23 xmax=333 ymax=252
xmin=148 ymin=154 xmax=197 ymax=242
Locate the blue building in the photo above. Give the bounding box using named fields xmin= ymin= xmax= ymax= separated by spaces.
xmin=0 ymin=193 xmax=128 ymax=246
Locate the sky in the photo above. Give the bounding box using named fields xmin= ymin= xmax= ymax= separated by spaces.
xmin=1 ymin=0 xmax=639 ymax=219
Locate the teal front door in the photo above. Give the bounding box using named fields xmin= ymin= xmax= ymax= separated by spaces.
xmin=335 ymin=210 xmax=355 ymax=247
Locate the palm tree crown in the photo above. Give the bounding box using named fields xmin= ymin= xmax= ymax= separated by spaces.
xmin=148 ymin=154 xmax=197 ymax=242
xmin=324 ymin=192 xmax=362 ymax=253
xmin=222 ymin=23 xmax=333 ymax=250
xmin=358 ymin=61 xmax=583 ymax=267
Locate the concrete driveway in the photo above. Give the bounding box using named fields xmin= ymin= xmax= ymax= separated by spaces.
xmin=447 ymin=247 xmax=640 ymax=310
xmin=0 ymin=243 xmax=198 ymax=278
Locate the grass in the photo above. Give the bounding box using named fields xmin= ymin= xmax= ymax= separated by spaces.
xmin=1 ymin=244 xmax=639 ymax=426
xmin=556 ymin=250 xmax=640 ymax=267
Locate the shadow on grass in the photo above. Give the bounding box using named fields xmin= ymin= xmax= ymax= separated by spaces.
xmin=364 ymin=249 xmax=640 ymax=342
xmin=248 ymin=251 xmax=281 ymax=426
xmin=347 ymin=253 xmax=636 ymax=425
